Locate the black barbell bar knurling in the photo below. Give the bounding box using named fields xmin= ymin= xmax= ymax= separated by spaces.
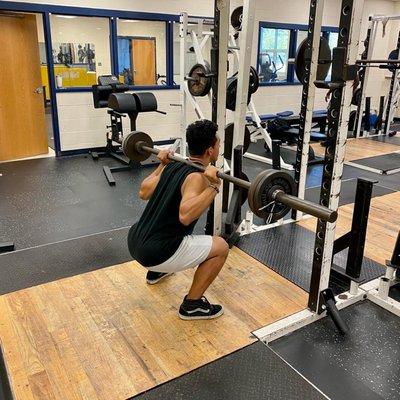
xmin=135 ymin=141 xmax=337 ymax=223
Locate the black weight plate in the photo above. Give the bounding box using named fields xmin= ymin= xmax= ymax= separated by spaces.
xmin=239 ymin=172 xmax=250 ymax=206
xmin=295 ymin=37 xmax=332 ymax=85
xmin=388 ymin=49 xmax=400 ymax=72
xmin=187 ymin=62 xmax=212 ymax=97
xmin=249 ymin=66 xmax=260 ymax=94
xmin=231 ymin=6 xmax=243 ymax=31
xmin=224 ymin=123 xmax=251 ymax=160
xmin=226 ymin=74 xmax=254 ymax=111
xmin=348 ymin=110 xmax=357 ymax=132
xmin=352 ymin=87 xmax=362 ymax=106
xmin=226 ymin=77 xmax=238 ymax=111
xmin=122 ymin=131 xmax=153 ymax=162
xmin=252 ymin=170 xmax=295 ymax=221
xmin=248 ymin=171 xmax=269 ymax=218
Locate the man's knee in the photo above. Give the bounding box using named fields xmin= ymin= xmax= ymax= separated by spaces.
xmin=212 ymin=236 xmax=229 ymax=257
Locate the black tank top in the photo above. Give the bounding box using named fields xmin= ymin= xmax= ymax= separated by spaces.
xmin=127 ymin=162 xmax=200 ymax=267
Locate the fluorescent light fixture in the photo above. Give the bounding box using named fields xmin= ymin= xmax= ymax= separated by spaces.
xmin=121 ymin=20 xmax=139 ymax=23
xmin=56 ymin=15 xmax=77 ymax=19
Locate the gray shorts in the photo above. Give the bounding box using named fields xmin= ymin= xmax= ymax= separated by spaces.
xmin=147 ymin=235 xmax=213 ymax=273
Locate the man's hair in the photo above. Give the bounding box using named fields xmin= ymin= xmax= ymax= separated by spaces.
xmin=186 ymin=119 xmax=218 ymax=156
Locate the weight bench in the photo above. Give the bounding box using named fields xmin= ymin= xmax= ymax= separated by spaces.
xmin=246 ymin=110 xmax=294 ymax=124
xmin=285 ymin=128 xmax=327 ymax=142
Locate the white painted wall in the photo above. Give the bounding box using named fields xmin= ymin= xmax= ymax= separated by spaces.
xmin=9 ymin=0 xmax=399 ymax=150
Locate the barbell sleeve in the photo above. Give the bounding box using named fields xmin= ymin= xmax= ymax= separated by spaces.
xmin=273 ymin=191 xmax=338 ymax=223
xmin=356 ymin=59 xmax=400 ymax=64
xmin=137 ymin=142 xmax=337 ymax=223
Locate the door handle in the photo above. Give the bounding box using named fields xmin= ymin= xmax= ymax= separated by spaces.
xmin=34 ymin=87 xmax=44 ymax=94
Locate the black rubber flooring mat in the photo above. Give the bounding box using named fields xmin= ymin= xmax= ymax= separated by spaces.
xmin=342 ymin=164 xmax=400 ymax=192
xmin=237 ymin=224 xmax=385 ymax=293
xmin=369 ymin=135 xmax=400 ymax=145
xmin=0 ymin=227 xmax=133 ymax=295
xmin=271 ymin=301 xmax=400 ymax=400
xmin=0 ymin=155 xmax=207 ymax=250
xmin=132 ymin=342 xmax=326 ymax=400
xmin=305 ymin=179 xmax=395 ymax=206
xmin=349 ymin=152 xmax=400 ymax=174
xmin=246 ymin=141 xmax=299 ymax=165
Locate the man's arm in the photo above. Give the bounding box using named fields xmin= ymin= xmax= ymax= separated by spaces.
xmin=179 ymin=167 xmax=221 ymax=226
xmin=139 ymin=149 xmax=171 ymax=200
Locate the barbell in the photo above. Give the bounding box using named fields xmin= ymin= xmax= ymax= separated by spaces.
xmin=122 ymin=131 xmax=338 ymax=224
xmin=294 ymin=40 xmax=400 ymax=84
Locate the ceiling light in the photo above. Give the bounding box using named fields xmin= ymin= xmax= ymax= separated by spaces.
xmin=56 ymin=15 xmax=77 ymax=19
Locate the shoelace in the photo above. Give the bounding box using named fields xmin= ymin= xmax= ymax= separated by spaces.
xmin=200 ymin=296 xmax=211 ymax=307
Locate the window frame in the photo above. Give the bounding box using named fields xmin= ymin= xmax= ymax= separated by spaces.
xmin=48 ymin=15 xmax=175 ymax=93
xmin=257 ymin=21 xmax=339 ymax=86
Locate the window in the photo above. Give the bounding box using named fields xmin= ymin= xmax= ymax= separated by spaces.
xmin=259 ymin=27 xmax=290 ymax=83
xmin=296 ymin=30 xmax=308 ymax=52
xmin=117 ymin=19 xmax=167 ymax=86
xmin=328 ymin=32 xmax=339 ymax=50
xmin=257 ymin=23 xmax=338 ymax=85
xmin=326 ymin=32 xmax=339 ymax=81
xmin=50 ymin=15 xmax=111 ymax=88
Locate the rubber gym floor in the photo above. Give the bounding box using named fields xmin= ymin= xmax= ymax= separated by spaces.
xmin=0 ymin=136 xmax=399 ymax=399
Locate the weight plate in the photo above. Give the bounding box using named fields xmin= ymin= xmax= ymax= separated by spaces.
xmin=352 ymin=87 xmax=362 ymax=106
xmin=249 ymin=66 xmax=260 ymax=94
xmin=224 ymin=123 xmax=251 ymax=160
xmin=348 ymin=110 xmax=357 ymax=133
xmin=295 ymin=37 xmax=332 ymax=85
xmin=122 ymin=131 xmax=154 ymax=162
xmin=226 ymin=77 xmax=238 ymax=111
xmin=388 ymin=49 xmax=400 ymax=72
xmin=249 ymin=170 xmax=295 ymax=221
xmin=226 ymin=67 xmax=257 ymax=111
xmin=239 ymin=172 xmax=250 ymax=206
xmin=231 ymin=6 xmax=243 ymax=31
xmin=248 ymin=170 xmax=269 ymax=219
xmin=187 ymin=62 xmax=212 ymax=97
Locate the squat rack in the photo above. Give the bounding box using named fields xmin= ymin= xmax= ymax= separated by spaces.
xmin=253 ymin=0 xmax=367 ymax=340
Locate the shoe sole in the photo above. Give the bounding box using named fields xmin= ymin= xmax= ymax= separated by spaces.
xmin=178 ymin=308 xmax=224 ymax=320
xmin=146 ymin=273 xmax=173 ymax=285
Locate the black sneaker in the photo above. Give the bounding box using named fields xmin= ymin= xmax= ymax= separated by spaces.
xmin=146 ymin=271 xmax=172 ymax=285
xmin=178 ymin=296 xmax=224 ymax=320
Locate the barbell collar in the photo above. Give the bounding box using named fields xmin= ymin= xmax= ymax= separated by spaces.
xmin=273 ymin=191 xmax=338 ymax=223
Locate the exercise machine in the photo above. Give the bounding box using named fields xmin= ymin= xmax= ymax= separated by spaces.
xmin=92 ymin=75 xmax=170 ymax=185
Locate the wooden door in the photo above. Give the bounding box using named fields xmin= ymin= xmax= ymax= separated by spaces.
xmin=131 ymin=38 xmax=156 ymax=85
xmin=0 ymin=13 xmax=48 ymax=161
